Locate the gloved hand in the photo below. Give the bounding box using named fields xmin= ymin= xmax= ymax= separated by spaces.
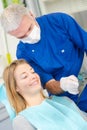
xmin=60 ymin=75 xmax=79 ymax=94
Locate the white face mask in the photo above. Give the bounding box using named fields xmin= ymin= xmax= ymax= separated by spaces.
xmin=21 ymin=25 xmax=41 ymax=44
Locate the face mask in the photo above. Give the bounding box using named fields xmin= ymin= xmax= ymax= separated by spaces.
xmin=21 ymin=25 xmax=41 ymax=44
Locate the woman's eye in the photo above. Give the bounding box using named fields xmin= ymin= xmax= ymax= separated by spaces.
xmin=31 ymin=71 xmax=35 ymax=74
xmin=21 ymin=74 xmax=27 ymax=79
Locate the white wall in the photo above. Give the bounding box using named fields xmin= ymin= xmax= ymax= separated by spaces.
xmin=0 ymin=2 xmax=19 ymax=78
xmin=0 ymin=1 xmax=19 ymax=60
xmin=5 ymin=34 xmax=19 ymax=60
xmin=0 ymin=25 xmax=19 ymax=77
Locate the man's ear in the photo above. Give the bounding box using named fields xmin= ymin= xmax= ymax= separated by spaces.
xmin=29 ymin=11 xmax=35 ymax=19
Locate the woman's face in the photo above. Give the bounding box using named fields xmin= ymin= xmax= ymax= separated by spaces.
xmin=14 ymin=63 xmax=41 ymax=97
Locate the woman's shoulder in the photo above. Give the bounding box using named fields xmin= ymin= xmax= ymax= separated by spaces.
xmin=13 ymin=115 xmax=36 ymax=130
xmin=51 ymin=95 xmax=74 ymax=106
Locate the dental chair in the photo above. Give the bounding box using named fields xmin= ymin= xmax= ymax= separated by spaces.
xmin=0 ymin=83 xmax=16 ymax=120
xmin=0 ymin=102 xmax=13 ymax=130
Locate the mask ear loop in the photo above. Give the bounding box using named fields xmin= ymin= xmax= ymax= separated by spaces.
xmin=29 ymin=11 xmax=35 ymax=20
xmin=28 ymin=11 xmax=39 ymax=27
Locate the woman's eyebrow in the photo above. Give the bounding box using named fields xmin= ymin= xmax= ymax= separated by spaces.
xmin=20 ymin=72 xmax=26 ymax=76
xmin=29 ymin=67 xmax=33 ymax=70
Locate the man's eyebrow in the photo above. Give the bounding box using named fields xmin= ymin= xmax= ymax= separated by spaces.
xmin=17 ymin=35 xmax=25 ymax=39
xmin=17 ymin=32 xmax=28 ymax=39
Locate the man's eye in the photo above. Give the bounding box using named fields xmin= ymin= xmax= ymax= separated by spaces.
xmin=29 ymin=24 xmax=33 ymax=31
xmin=28 ymin=26 xmax=32 ymax=31
xmin=29 ymin=27 xmax=31 ymax=31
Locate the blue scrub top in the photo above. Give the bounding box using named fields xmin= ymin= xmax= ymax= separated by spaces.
xmin=16 ymin=12 xmax=87 ymax=85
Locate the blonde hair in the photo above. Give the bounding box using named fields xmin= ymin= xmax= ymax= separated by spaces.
xmin=3 ymin=59 xmax=29 ymax=114
xmin=0 ymin=4 xmax=29 ymax=32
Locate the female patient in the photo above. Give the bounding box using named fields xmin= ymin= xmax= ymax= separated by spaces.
xmin=3 ymin=59 xmax=87 ymax=130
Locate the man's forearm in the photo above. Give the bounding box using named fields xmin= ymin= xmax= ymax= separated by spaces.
xmin=44 ymin=79 xmax=63 ymax=94
xmin=45 ymin=75 xmax=79 ymax=95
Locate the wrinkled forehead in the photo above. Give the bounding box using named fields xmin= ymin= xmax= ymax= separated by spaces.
xmin=8 ymin=15 xmax=30 ymax=36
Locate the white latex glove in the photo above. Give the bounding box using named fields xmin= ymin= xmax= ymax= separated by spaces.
xmin=60 ymin=75 xmax=79 ymax=94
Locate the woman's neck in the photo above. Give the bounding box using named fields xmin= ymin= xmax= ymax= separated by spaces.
xmin=26 ymin=93 xmax=45 ymax=107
